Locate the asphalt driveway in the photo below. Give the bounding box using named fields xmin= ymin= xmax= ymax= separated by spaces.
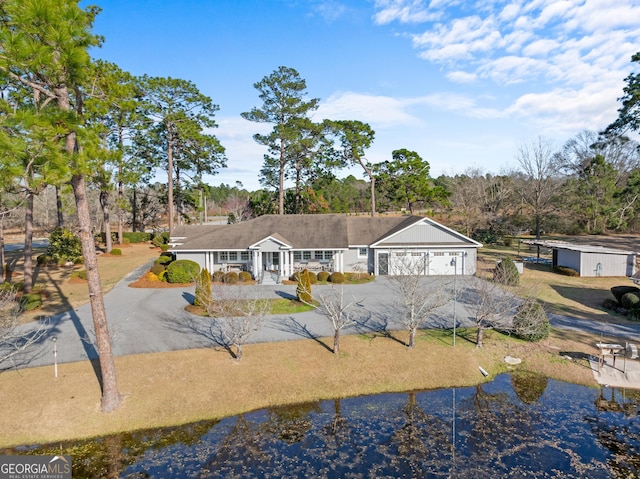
xmin=8 ymin=262 xmax=640 ymax=369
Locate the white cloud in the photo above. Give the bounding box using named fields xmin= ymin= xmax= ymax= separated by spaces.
xmin=446 ymin=70 xmax=478 ymax=83
xmin=373 ymin=0 xmax=439 ymax=24
xmin=314 ymin=91 xmax=423 ymax=127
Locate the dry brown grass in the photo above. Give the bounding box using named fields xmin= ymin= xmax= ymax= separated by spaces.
xmin=0 ymin=328 xmax=599 ymax=448
xmin=7 ymin=243 xmax=161 ymax=321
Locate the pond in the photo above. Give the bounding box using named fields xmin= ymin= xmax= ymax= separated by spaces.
xmin=5 ymin=373 xmax=640 ymax=478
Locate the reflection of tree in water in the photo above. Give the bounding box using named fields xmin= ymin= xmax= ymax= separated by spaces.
xmin=263 ymin=401 xmax=321 ymax=444
xmin=511 ymin=370 xmax=548 ymax=404
xmin=587 ymin=387 xmax=640 ymax=478
xmin=200 ymin=414 xmax=270 ymax=477
xmin=373 ymin=392 xmax=451 ymax=478
xmin=456 ymin=383 xmax=608 ymax=478
xmin=16 ymin=420 xmax=218 ymax=479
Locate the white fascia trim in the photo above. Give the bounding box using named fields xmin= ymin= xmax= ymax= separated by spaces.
xmin=249 ymin=235 xmax=292 ymax=249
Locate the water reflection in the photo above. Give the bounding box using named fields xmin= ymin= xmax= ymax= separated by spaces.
xmin=4 ymin=373 xmax=640 ymax=478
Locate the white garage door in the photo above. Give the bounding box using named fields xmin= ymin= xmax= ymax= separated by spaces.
xmin=383 ymin=251 xmax=465 ymax=275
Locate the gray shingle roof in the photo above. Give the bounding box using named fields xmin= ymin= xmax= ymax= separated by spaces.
xmin=170 ymin=214 xmax=467 ymax=251
xmin=172 ymin=214 xmax=351 ymax=250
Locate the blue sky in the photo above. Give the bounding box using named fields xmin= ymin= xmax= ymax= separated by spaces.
xmin=88 ymin=0 xmax=640 ymax=190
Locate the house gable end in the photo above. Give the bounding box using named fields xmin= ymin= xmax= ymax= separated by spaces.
xmin=371 ymin=218 xmax=481 ymax=248
xmin=250 ymin=235 xmax=292 ymax=252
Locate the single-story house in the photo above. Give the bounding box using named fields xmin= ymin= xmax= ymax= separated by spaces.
xmin=170 ymin=214 xmax=482 ymax=284
xmin=525 ymin=240 xmax=638 ymax=277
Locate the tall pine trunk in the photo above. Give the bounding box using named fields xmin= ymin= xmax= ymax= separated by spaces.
xmin=23 ymin=191 xmax=34 ymax=294
xmin=55 ymin=185 xmax=64 ymax=227
xmin=100 ymin=190 xmax=112 ymax=253
xmin=72 ymin=173 xmax=121 ymax=411
xmin=56 ymin=85 xmax=121 ymax=412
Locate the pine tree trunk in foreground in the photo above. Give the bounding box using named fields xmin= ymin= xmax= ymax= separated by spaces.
xmin=72 ymin=173 xmax=121 ymax=412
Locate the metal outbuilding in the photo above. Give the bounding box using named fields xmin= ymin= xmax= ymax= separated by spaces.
xmin=523 ymin=240 xmax=638 ymax=277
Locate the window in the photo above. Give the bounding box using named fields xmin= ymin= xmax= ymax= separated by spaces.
xmin=241 ymin=251 xmax=249 ymax=261
xmin=358 ymin=247 xmax=367 ymax=258
xmin=324 ymin=251 xmax=334 ymax=260
xmin=220 ymin=251 xmax=228 ymax=261
xmin=432 ymin=252 xmax=445 ymax=257
xmin=313 ymin=250 xmax=322 ymax=259
xmin=228 ymin=251 xmax=238 ymax=261
xmin=294 ymin=251 xmax=302 ymax=261
xmin=395 ymin=252 xmax=406 ymax=257
xmin=411 ymin=252 xmax=422 ymax=257
xmin=303 ymin=251 xmax=312 ymax=260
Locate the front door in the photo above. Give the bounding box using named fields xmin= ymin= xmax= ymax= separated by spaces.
xmin=263 ymin=252 xmax=280 ymax=271
xmin=379 ymin=253 xmax=389 ymax=276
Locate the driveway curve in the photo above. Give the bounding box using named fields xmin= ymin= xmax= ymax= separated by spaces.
xmin=10 ymin=263 xmax=640 ymax=369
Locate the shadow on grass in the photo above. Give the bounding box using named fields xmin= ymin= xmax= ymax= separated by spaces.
xmin=272 ymin=317 xmax=334 ymax=353
xmin=549 ymin=284 xmax=613 ymax=320
xmin=559 ymin=351 xmax=594 ymax=369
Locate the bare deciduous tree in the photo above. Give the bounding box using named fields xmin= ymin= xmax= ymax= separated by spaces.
xmin=386 ymin=255 xmax=450 ymax=348
xmin=309 ymin=285 xmax=363 ymax=355
xmin=463 ymin=275 xmax=520 ymax=348
xmin=201 ymin=284 xmax=269 ymax=361
xmin=0 ymin=289 xmax=46 ymax=366
xmin=516 ymin=137 xmax=561 ymax=239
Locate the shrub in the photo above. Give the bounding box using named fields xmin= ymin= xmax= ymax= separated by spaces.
xmin=471 ymin=228 xmax=500 ymax=245
xmin=150 ymin=264 xmax=166 ymax=276
xmin=158 ymin=270 xmax=168 ymax=282
xmin=160 ymin=244 xmax=169 ymax=251
xmin=611 ymin=285 xmax=640 ymax=304
xmin=212 ymin=270 xmax=225 ymax=283
xmin=513 ymin=301 xmax=549 ymax=342
xmin=553 ymin=266 xmax=579 ymax=277
xmin=46 ymin=227 xmax=83 ymax=264
xmin=70 ymin=269 xmax=87 ymax=280
xmin=154 ymin=255 xmax=173 ymax=265
xmin=122 ymin=237 xmax=131 ymax=245
xmin=621 ymin=292 xmax=640 ymax=311
xmin=224 ymin=272 xmax=239 ymax=284
xmin=152 ymin=231 xmax=170 ymax=248
xmin=317 ymin=271 xmax=330 ymax=282
xmin=166 ymin=259 xmax=200 ymax=283
xmin=345 ymin=272 xmax=374 ymax=282
xmin=503 ymin=236 xmax=514 ymax=247
xmin=145 ymin=272 xmax=160 ymax=282
xmin=296 ymin=269 xmax=312 ymax=303
xmin=110 ymin=248 xmax=122 ymax=256
xmin=194 ymin=268 xmax=212 ymax=307
xmin=0 ymin=282 xmax=18 ymax=293
xmin=123 ymin=232 xmax=151 ymax=243
xmin=36 ymin=254 xmax=55 ymax=266
xmin=329 ymin=271 xmax=346 ymax=284
xmin=19 ymin=293 xmax=42 ymax=311
xmin=494 ymin=258 xmax=519 ymax=286
xmin=239 ymin=271 xmax=252 ymax=282
xmin=290 ymin=271 xmax=302 ymax=282
xmin=602 ymin=298 xmax=620 ymax=311
xmin=308 ymin=272 xmax=318 ymax=284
